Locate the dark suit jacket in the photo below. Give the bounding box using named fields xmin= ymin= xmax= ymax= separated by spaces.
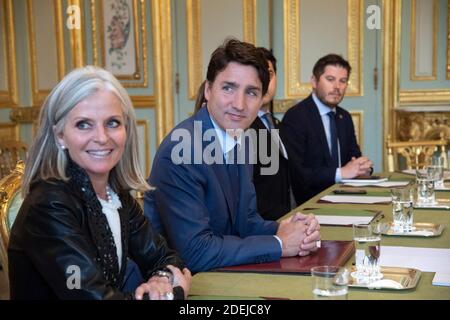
xmin=144 ymin=107 xmax=281 ymax=273
xmin=280 ymin=94 xmax=361 ymax=205
xmin=250 ymin=115 xmax=292 ymax=220
xmin=9 ymin=161 xmax=183 ymax=300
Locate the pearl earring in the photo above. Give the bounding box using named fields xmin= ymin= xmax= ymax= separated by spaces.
xmin=60 ymin=145 xmax=66 ymax=150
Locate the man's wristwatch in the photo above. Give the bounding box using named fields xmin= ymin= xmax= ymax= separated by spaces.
xmin=152 ymin=269 xmax=174 ymax=285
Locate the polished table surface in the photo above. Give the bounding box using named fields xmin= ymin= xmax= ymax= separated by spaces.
xmin=189 ymin=173 xmax=450 ymax=300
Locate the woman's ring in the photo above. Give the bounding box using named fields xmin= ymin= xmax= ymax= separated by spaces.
xmin=162 ymin=292 xmax=174 ymax=300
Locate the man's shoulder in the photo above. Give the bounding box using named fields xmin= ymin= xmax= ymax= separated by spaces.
xmin=285 ymin=96 xmax=314 ymax=115
xmin=282 ymin=96 xmax=315 ymax=125
xmin=335 ymin=105 xmax=352 ymax=119
xmin=158 ymin=113 xmax=208 ymax=150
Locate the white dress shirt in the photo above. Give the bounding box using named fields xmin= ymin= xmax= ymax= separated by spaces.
xmin=312 ymin=93 xmax=343 ymax=183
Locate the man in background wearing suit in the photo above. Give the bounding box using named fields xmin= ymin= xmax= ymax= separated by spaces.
xmin=281 ymin=54 xmax=373 ymax=205
xmin=250 ymin=47 xmax=294 ymax=221
xmin=144 ymin=39 xmax=320 ymax=273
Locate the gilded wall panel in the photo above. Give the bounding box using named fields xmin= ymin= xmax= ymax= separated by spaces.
xmin=410 ymin=0 xmax=438 ymax=81
xmin=187 ymin=0 xmax=257 ymax=99
xmin=0 ymin=0 xmax=18 ymax=107
xmin=0 ymin=123 xmax=18 ymax=141
xmin=284 ymin=0 xmax=363 ymax=98
xmin=447 ymin=0 xmax=450 ymax=79
xmin=137 ymin=119 xmax=150 ymax=175
xmin=398 ymin=0 xmax=450 ymax=106
xmin=350 ymin=111 xmax=363 ymax=150
xmin=91 ymin=0 xmax=148 ymax=88
xmin=27 ymin=0 xmax=65 ymax=105
xmin=383 ymin=0 xmax=450 ymax=169
xmin=151 ymin=0 xmax=174 ymax=142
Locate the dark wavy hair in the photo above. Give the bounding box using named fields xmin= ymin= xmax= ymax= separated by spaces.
xmin=206 ymin=38 xmax=270 ymax=95
xmin=257 ymin=47 xmax=277 ymax=74
xmin=312 ymin=54 xmax=351 ymax=80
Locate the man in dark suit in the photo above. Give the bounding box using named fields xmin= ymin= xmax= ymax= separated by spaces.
xmin=250 ymin=48 xmax=294 ymax=220
xmin=144 ymin=39 xmax=320 ymax=273
xmin=281 ymin=54 xmax=373 ymax=205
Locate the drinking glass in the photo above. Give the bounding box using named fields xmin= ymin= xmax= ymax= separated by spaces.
xmin=311 ymin=266 xmax=349 ymax=300
xmin=390 ymin=186 xmax=414 ymax=232
xmin=415 ymin=168 xmax=437 ymax=206
xmin=352 ymin=222 xmax=383 ymax=283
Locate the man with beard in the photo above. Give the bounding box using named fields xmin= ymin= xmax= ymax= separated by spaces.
xmin=281 ymin=54 xmax=373 ymax=205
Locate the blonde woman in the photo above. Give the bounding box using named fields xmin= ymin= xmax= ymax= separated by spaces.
xmin=8 ymin=66 xmax=191 ymax=300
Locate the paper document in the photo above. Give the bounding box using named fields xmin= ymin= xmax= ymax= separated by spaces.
xmin=316 ymin=215 xmax=373 ymax=226
xmin=379 ymin=246 xmax=450 ymax=273
xmin=320 ymin=195 xmax=392 ymax=204
xmin=343 ymin=181 xmax=410 ymax=188
xmin=341 ymin=178 xmax=388 ymax=184
xmin=432 ymin=273 xmax=450 ymax=287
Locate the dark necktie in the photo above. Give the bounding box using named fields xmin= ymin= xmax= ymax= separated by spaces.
xmin=327 ymin=111 xmax=339 ymax=167
xmin=262 ymin=113 xmax=288 ymax=159
xmin=226 ymin=145 xmax=240 ymax=206
xmin=263 ymin=112 xmax=276 ymax=130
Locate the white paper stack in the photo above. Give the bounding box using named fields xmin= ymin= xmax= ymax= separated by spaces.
xmin=320 ymin=195 xmax=392 ymax=204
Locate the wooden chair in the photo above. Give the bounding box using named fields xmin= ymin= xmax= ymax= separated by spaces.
xmin=0 ymin=140 xmax=28 ymax=179
xmin=386 ymin=134 xmax=448 ymax=172
xmin=0 ymin=161 xmax=24 ymax=278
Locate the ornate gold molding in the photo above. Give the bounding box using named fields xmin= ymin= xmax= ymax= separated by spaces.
xmin=410 ymin=0 xmax=437 ymax=81
xmin=350 ymin=110 xmax=363 ymax=150
xmin=92 ymin=0 xmax=148 ymax=87
xmin=9 ymin=106 xmax=41 ymax=124
xmin=90 ymin=1 xmax=99 ymax=66
xmin=186 ymin=0 xmax=202 ymax=100
xmin=137 ymin=120 xmax=150 ymax=175
xmin=397 ymin=0 xmax=449 ymax=105
xmin=0 ymin=123 xmax=18 ymax=141
xmin=131 ymin=96 xmax=156 ymax=108
xmin=243 ymin=0 xmax=257 ymax=44
xmin=10 ymin=106 xmax=41 ymax=137
xmin=152 ymin=0 xmax=174 ymax=143
xmin=396 ymin=111 xmax=450 ymax=142
xmin=54 ymin=0 xmax=66 ymax=79
xmin=273 ymin=99 xmax=297 ymax=113
xmin=68 ymin=0 xmax=85 ymax=68
xmin=186 ymin=0 xmax=258 ymax=101
xmin=399 ymin=89 xmax=450 ymax=105
xmin=382 ymin=0 xmax=401 ymax=170
xmin=347 ymin=0 xmax=363 ymax=95
xmin=27 ymin=0 xmax=65 ymax=105
xmin=0 ymin=0 xmax=18 ymax=107
xmin=447 ymin=0 xmax=450 ymax=79
xmin=284 ymin=0 xmax=363 ymax=98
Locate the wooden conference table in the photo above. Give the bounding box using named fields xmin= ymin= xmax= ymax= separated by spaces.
xmin=189 ymin=173 xmax=450 ymax=300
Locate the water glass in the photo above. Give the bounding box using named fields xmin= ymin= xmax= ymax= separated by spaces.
xmin=429 ymin=156 xmax=445 ymax=189
xmin=390 ymin=187 xmax=414 ymax=232
xmin=352 ymin=222 xmax=383 ymax=283
xmin=311 ymin=266 xmax=349 ymax=300
xmin=415 ymin=168 xmax=437 ymax=205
